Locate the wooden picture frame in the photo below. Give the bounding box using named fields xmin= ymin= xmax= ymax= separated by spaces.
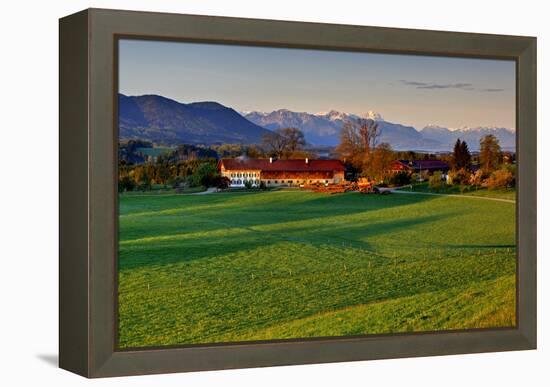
xmin=59 ymin=8 xmax=537 ymax=378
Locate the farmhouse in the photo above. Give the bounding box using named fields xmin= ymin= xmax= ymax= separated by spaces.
xmin=218 ymin=157 xmax=346 ymax=187
xmin=391 ymin=159 xmax=450 ymax=174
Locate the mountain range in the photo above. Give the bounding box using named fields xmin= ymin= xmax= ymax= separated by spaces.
xmin=118 ymin=94 xmax=515 ymax=151
xmin=244 ymin=109 xmax=515 ymax=151
xmin=419 ymin=124 xmax=516 ymax=151
xmin=119 ymin=94 xmax=271 ymax=145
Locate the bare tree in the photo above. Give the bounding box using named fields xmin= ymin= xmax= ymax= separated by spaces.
xmin=336 ymin=118 xmax=382 ymax=168
xmin=262 ymin=127 xmax=305 ymax=159
xmin=279 ymin=127 xmax=306 ymax=153
xmin=358 ymin=118 xmax=381 ymax=158
xmin=336 ymin=120 xmax=364 ymax=167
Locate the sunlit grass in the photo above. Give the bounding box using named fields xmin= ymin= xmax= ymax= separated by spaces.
xmin=118 ymin=191 xmax=516 ymax=348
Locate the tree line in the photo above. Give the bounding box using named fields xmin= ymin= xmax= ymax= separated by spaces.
xmin=441 ymin=134 xmax=515 ymax=191
xmin=334 ymin=116 xmax=515 ymax=191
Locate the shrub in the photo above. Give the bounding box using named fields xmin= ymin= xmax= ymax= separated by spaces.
xmin=486 ymin=168 xmax=514 ymax=190
xmin=469 ymin=169 xmax=487 ymax=187
xmin=388 ymin=171 xmax=411 ymax=187
xmin=244 ymin=180 xmax=253 ymax=189
xmin=428 ymin=171 xmax=444 ymax=192
xmin=259 ymin=181 xmax=267 ymax=190
xmin=118 ymin=176 xmax=136 ymax=192
xmin=447 ymin=168 xmax=471 ymax=186
xmin=137 ymin=181 xmax=151 ymax=191
xmin=171 ymin=176 xmax=183 ymax=189
xmin=213 ymin=176 xmax=231 ymax=190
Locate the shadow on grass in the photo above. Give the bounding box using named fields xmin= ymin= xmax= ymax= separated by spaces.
xmin=119 ymin=210 xmax=450 ymax=271
xmin=119 ymin=191 xmax=440 ymax=243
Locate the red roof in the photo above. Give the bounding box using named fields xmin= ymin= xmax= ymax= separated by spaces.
xmin=220 ymin=158 xmax=345 ymax=172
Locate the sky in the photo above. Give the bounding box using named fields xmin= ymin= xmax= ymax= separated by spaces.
xmin=119 ymin=39 xmax=516 ymax=131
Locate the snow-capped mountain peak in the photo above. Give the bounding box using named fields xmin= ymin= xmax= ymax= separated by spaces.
xmin=423 ymin=124 xmax=516 ymax=133
xmin=315 ymin=109 xmax=383 ymax=122
xmin=318 ymin=110 xmax=350 ymax=121
xmin=360 ymin=111 xmax=383 ymax=121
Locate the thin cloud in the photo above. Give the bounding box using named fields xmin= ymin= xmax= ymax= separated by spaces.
xmin=399 ymin=80 xmax=504 ymax=92
xmin=400 ymin=80 xmax=430 ymax=87
xmin=417 ymin=82 xmax=472 ymax=89
xmin=480 ymin=88 xmax=505 ymax=92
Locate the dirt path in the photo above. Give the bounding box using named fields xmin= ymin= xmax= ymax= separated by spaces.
xmin=191 ymin=187 xmax=218 ymax=195
xmin=390 ymin=189 xmax=515 ymax=204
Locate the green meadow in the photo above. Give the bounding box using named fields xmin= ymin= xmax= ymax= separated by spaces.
xmin=118 ymin=190 xmax=516 ymax=348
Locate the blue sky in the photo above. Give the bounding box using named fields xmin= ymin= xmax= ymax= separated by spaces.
xmin=119 ymin=39 xmax=516 ymax=131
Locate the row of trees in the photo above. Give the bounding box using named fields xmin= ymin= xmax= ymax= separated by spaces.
xmin=450 ymin=135 xmax=504 ymax=172
xmin=334 ymin=116 xmax=515 ymax=191
xmin=118 ymin=158 xmax=231 ymax=192
xmin=443 ymin=134 xmax=515 ymax=190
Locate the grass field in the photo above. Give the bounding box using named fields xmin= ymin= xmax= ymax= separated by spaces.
xmin=118 ymin=190 xmax=516 ymax=348
xmin=399 ymin=182 xmax=516 ymax=201
xmin=121 ymin=185 xmax=207 ymax=196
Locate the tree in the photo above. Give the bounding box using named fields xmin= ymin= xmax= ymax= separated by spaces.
xmin=452 ymin=139 xmax=471 ymax=170
xmin=358 ymin=119 xmax=381 ymax=158
xmin=279 ymin=127 xmax=306 ymax=153
xmin=262 ymin=127 xmax=305 ymax=159
xmin=479 ymin=134 xmax=502 ymax=172
xmin=336 ymin=120 xmax=364 ymax=168
xmin=245 ymin=145 xmax=264 ymax=158
xmin=363 ymin=143 xmax=394 ymax=182
xmin=188 ymin=162 xmax=218 ymax=187
xmin=336 ymin=118 xmax=381 ymax=169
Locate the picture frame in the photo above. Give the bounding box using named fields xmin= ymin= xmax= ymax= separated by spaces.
xmin=59 ymin=8 xmax=537 ymax=378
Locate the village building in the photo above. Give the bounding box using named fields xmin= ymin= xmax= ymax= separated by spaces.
xmin=218 ymin=157 xmax=346 ymax=188
xmin=391 ymin=159 xmax=450 ymax=175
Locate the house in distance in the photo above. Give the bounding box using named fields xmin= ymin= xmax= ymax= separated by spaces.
xmin=391 ymin=159 xmax=450 ymax=175
xmin=218 ymin=157 xmax=346 ymax=188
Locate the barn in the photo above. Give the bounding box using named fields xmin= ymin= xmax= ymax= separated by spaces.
xmin=218 ymin=157 xmax=346 ymax=188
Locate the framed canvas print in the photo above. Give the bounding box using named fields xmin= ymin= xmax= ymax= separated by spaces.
xmin=59 ymin=8 xmax=537 ymax=378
